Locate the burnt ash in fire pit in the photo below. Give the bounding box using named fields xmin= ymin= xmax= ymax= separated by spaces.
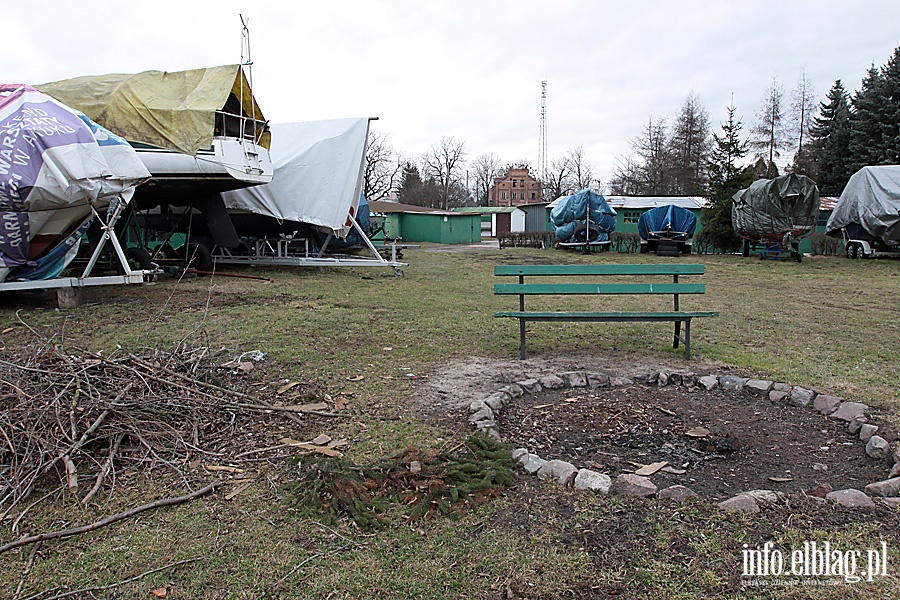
xmin=497 ymin=383 xmax=890 ymax=500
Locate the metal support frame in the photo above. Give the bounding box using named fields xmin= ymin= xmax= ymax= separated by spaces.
xmin=0 ymin=198 xmax=156 ymax=294
xmin=211 ymin=218 xmax=408 ymax=274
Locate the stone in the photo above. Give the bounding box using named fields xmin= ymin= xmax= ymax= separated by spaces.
xmin=468 ymin=407 xmax=493 ymax=424
xmin=894 ymin=443 xmax=900 ymax=464
xmin=657 ymin=485 xmax=699 ymax=501
xmin=866 ymin=435 xmax=890 ymax=460
xmin=812 ymin=463 xmax=828 ymax=472
xmin=813 ymin=394 xmax=842 ymax=415
xmin=804 ymin=482 xmax=833 ymax=498
xmin=848 ymin=416 xmax=868 ymax=434
xmin=681 ymin=373 xmax=696 ymax=387
xmin=609 ymin=377 xmax=634 ymax=387
xmin=657 ymin=372 xmax=670 ymax=387
xmin=573 ymin=469 xmax=612 ymax=493
xmin=483 ymin=392 xmax=507 ymax=411
xmin=718 ymin=495 xmax=759 ymax=513
xmin=468 ymin=399 xmax=488 ymax=413
xmin=56 ymin=287 xmax=83 ymax=309
xmin=538 ymin=375 xmax=566 ymax=390
xmin=889 ymin=463 xmax=900 ymax=479
xmin=499 ymin=384 xmax=524 ymax=398
xmin=746 ymin=379 xmax=774 ymax=396
xmin=585 ymin=373 xmax=610 ymax=388
xmin=790 ymin=387 xmax=815 ymax=407
xmin=668 ymin=373 xmax=683 ymax=386
xmin=859 ymin=424 xmax=879 ymax=443
xmin=829 ymin=401 xmax=869 ymax=422
xmin=633 ymin=371 xmax=659 ymax=386
xmin=486 ymin=427 xmax=501 ymax=441
xmin=537 ymin=459 xmax=578 ymax=486
xmin=520 ymin=454 xmax=547 ymax=475
xmin=474 ymin=418 xmax=496 ymax=431
xmin=879 ymin=497 xmax=900 ymax=509
xmin=720 ymin=376 xmax=748 ymax=391
xmin=825 ymin=488 xmax=875 ymax=508
xmin=613 ymin=474 xmax=657 ymax=497
xmin=516 ymin=379 xmax=542 ymax=393
xmin=865 ymin=477 xmax=900 ymax=497
xmin=560 ymin=371 xmax=588 ymax=388
xmin=742 ymin=489 xmax=781 ymax=504
xmin=511 ymin=448 xmax=528 ymax=460
xmin=772 ymin=382 xmax=792 ymax=393
xmin=699 ymin=375 xmax=719 ymax=390
xmin=769 ymin=390 xmax=789 ymax=403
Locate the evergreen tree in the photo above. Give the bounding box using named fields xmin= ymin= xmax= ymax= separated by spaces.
xmin=702 ymin=104 xmax=753 ymax=253
xmin=811 ymin=80 xmax=853 ymax=195
xmin=850 ymin=46 xmax=900 ymax=171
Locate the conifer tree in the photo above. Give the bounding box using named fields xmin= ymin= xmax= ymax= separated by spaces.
xmin=702 ymin=104 xmax=753 ymax=253
xmin=811 ymin=80 xmax=853 ymax=195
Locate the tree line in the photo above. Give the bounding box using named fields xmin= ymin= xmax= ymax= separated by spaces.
xmin=364 ymin=45 xmax=900 ymax=227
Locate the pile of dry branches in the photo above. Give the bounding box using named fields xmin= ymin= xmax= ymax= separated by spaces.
xmin=0 ymin=341 xmax=313 ymax=533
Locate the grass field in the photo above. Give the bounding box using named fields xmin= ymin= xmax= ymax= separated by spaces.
xmin=0 ymin=246 xmax=898 ymax=599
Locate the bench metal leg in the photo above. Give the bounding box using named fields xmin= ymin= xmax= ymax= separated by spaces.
xmin=519 ymin=319 xmax=527 ymax=359
xmin=673 ymin=320 xmax=681 ymax=349
xmin=684 ymin=319 xmax=691 ymax=359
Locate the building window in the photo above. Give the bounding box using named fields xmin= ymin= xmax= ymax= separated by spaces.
xmin=531 ymin=192 xmax=536 ymax=200
xmin=520 ymin=192 xmax=525 ymax=199
xmin=623 ymin=210 xmax=643 ymax=224
xmin=512 ymin=180 xmax=517 ymax=187
xmin=501 ymin=192 xmax=507 ymax=200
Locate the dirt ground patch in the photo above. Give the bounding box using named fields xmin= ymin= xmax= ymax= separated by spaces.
xmin=410 ymin=353 xmax=896 ymax=501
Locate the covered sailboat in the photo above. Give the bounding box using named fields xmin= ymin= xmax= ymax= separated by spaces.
xmin=732 ymin=174 xmax=819 ymax=262
xmin=637 ymin=204 xmax=697 ymax=255
xmin=0 ymin=84 xmax=149 ymax=283
xmin=549 ymin=189 xmax=616 ymax=249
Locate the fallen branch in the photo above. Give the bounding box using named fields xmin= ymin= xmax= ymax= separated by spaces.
xmin=82 ymin=432 xmax=124 ymax=506
xmin=0 ymin=480 xmax=221 ymax=555
xmin=21 ymin=555 xmax=206 ymax=600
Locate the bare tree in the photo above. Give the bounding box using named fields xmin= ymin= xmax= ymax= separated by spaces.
xmin=364 ymin=131 xmax=402 ymax=201
xmin=788 ymin=68 xmax=817 ymax=175
xmin=611 ymin=116 xmax=674 ymax=195
xmin=422 ymin=137 xmax=467 ymax=210
xmin=543 ymin=156 xmax=571 ymax=201
xmin=563 ymin=145 xmax=595 ymax=191
xmin=470 ymin=153 xmax=503 ymax=206
xmin=670 ymin=93 xmax=711 ymax=194
xmin=751 ymin=76 xmax=788 ymax=178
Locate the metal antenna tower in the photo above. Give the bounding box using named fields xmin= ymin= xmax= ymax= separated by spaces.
xmin=538 ymin=81 xmax=548 ymax=183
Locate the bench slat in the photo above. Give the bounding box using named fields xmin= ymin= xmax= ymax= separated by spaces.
xmin=495 ymin=311 xmax=719 ymax=319
xmin=494 ymin=283 xmax=705 ymax=295
xmin=494 ymin=264 xmax=705 ymax=276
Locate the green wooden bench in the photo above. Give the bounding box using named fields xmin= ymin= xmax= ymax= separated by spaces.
xmin=494 ymin=264 xmax=718 ymax=359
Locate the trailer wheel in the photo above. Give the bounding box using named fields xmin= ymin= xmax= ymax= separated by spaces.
xmin=742 ymin=239 xmax=750 ymax=257
xmin=572 ymin=223 xmax=600 ymax=243
xmin=116 ymin=247 xmax=155 ymax=281
xmin=187 ymin=243 xmax=213 ymax=272
xmin=846 ymin=243 xmax=856 ymax=259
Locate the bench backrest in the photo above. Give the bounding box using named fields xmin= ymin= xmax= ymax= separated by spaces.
xmin=494 ymin=264 xmax=706 ymax=296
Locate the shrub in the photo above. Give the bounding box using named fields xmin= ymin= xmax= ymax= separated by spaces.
xmin=610 ymin=232 xmax=641 ymax=253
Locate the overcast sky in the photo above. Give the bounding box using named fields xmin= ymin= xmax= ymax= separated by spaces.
xmin=5 ymin=1 xmax=900 ymax=190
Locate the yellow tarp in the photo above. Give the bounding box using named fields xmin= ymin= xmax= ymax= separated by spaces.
xmin=38 ymin=65 xmax=270 ymax=156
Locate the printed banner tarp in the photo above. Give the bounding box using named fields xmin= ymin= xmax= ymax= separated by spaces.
xmin=221 ymin=118 xmax=369 ymax=234
xmin=0 ymin=84 xmax=149 ymax=282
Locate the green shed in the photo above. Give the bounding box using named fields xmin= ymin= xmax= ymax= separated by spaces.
xmin=369 ymin=201 xmax=481 ymax=244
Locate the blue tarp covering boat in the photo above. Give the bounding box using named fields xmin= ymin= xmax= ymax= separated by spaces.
xmin=550 ymin=189 xmax=616 ymax=243
xmin=637 ymin=204 xmax=697 ymax=241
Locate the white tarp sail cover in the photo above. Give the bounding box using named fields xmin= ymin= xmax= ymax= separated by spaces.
xmin=826 ymin=165 xmax=900 ymax=245
xmin=0 ymin=84 xmax=149 ymax=282
xmin=221 ymin=118 xmax=369 ymax=235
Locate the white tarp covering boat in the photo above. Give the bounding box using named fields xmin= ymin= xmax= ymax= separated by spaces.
xmin=826 ymin=165 xmax=900 ymax=245
xmin=221 ymin=118 xmax=370 ymax=235
xmin=0 ymin=84 xmax=149 ymax=282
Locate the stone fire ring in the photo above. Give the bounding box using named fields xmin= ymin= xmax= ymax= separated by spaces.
xmin=466 ymin=371 xmax=900 ymax=513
